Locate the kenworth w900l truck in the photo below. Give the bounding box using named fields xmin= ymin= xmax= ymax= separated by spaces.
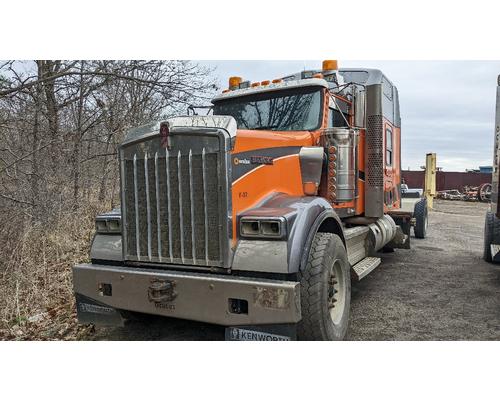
xmin=73 ymin=60 xmax=428 ymax=340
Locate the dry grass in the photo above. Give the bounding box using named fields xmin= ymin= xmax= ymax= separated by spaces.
xmin=0 ymin=198 xmax=109 ymax=340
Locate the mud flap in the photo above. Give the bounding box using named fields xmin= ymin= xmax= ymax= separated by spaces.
xmin=75 ymin=293 xmax=125 ymax=327
xmin=225 ymin=324 xmax=296 ymax=341
xmin=387 ymin=214 xmax=412 ymax=249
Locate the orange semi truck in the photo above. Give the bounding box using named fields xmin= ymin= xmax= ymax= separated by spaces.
xmin=73 ymin=60 xmax=427 ymax=340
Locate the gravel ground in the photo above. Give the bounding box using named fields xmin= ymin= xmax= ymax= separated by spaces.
xmin=92 ymin=200 xmax=500 ymax=341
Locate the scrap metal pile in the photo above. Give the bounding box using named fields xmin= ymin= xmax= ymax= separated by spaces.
xmin=437 ymin=183 xmax=492 ymax=202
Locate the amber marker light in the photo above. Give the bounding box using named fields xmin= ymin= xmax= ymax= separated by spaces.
xmin=272 ymin=79 xmax=283 ymax=84
xmin=261 ymin=80 xmax=270 ymax=86
xmin=251 ymin=82 xmax=261 ymax=87
xmin=322 ymin=60 xmax=338 ymax=71
xmin=229 ymin=76 xmax=243 ymax=89
xmin=303 ymin=182 xmax=319 ymax=196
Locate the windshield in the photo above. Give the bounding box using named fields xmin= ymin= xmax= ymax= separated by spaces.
xmin=213 ymin=86 xmax=323 ymax=131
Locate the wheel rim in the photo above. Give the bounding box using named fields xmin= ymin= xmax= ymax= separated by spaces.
xmin=327 ymin=259 xmax=346 ymax=325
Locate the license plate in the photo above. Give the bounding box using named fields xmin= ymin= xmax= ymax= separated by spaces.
xmin=225 ymin=326 xmax=294 ymax=341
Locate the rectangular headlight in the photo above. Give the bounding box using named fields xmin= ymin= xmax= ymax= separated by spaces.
xmin=239 ymin=217 xmax=286 ymax=239
xmin=95 ymin=217 xmax=121 ymax=234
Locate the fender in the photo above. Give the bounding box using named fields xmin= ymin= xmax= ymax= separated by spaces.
xmin=90 ymin=233 xmax=123 ymax=263
xmin=235 ymin=193 xmax=345 ymax=274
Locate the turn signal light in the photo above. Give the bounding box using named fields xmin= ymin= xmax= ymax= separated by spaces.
xmin=303 ymin=182 xmax=319 ymax=196
xmin=322 ymin=60 xmax=338 ymax=71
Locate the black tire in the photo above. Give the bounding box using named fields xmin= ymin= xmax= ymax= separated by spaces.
xmin=483 ymin=211 xmax=500 ymax=262
xmin=414 ymin=199 xmax=428 ymax=239
xmin=297 ymin=232 xmax=351 ymax=341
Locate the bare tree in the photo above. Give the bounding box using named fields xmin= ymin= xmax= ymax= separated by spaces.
xmin=0 ymin=60 xmax=217 ymax=328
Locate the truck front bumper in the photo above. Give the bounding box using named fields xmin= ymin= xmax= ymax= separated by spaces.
xmin=73 ymin=263 xmax=301 ymax=327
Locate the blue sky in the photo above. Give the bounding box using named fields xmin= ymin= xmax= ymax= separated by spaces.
xmin=201 ymin=60 xmax=500 ymax=171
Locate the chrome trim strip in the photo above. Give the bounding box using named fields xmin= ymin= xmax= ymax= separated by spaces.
xmin=154 ymin=152 xmax=162 ymax=262
xmin=133 ymin=154 xmax=140 ymax=260
xmin=144 ymin=152 xmax=152 ymax=260
xmin=177 ymin=150 xmax=185 ymax=263
xmin=119 ymin=151 xmax=128 ymax=261
xmin=202 ymin=147 xmax=209 ymax=266
xmin=165 ymin=148 xmax=173 ymax=262
xmin=188 ymin=150 xmax=196 ymax=264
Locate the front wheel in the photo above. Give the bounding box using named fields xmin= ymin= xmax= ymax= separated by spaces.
xmin=483 ymin=211 xmax=500 ymax=262
xmin=297 ymin=232 xmax=351 ymax=341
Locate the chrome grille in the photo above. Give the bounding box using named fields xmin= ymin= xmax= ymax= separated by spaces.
xmin=121 ymin=135 xmax=223 ymax=267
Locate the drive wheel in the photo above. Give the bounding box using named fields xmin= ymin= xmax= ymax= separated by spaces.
xmin=414 ymin=198 xmax=428 ymax=239
xmin=483 ymin=211 xmax=500 ymax=262
xmin=298 ymin=232 xmax=351 ymax=341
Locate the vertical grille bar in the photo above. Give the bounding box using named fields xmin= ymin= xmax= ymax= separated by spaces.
xmin=133 ymin=154 xmax=141 ymax=261
xmin=177 ymin=150 xmax=185 ymax=263
xmin=154 ymin=152 xmax=162 ymax=262
xmin=144 ymin=152 xmax=152 ymax=260
xmin=165 ymin=148 xmax=173 ymax=262
xmin=202 ymin=147 xmax=209 ymax=266
xmin=188 ymin=149 xmax=196 ymax=264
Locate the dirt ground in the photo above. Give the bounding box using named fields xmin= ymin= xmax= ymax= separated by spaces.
xmin=91 ymin=199 xmax=500 ymax=341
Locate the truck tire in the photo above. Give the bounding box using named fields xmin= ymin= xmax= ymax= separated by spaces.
xmin=414 ymin=198 xmax=428 ymax=239
xmin=483 ymin=211 xmax=500 ymax=262
xmin=297 ymin=232 xmax=351 ymax=341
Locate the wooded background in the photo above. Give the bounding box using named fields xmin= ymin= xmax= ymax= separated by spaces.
xmin=0 ymin=60 xmax=216 ymax=337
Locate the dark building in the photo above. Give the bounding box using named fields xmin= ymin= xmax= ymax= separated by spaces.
xmin=402 ymin=170 xmax=491 ymax=191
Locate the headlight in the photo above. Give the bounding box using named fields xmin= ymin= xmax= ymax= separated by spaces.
xmin=95 ymin=216 xmax=121 ymax=234
xmin=239 ymin=217 xmax=286 ymax=239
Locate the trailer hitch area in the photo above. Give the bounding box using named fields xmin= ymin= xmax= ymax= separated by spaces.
xmin=148 ymin=278 xmax=177 ymax=304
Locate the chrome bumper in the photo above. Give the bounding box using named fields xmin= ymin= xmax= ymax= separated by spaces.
xmin=73 ymin=264 xmax=301 ymax=326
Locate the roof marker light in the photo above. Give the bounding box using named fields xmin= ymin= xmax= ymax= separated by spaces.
xmin=229 ymin=76 xmax=243 ymax=89
xmin=322 ymin=60 xmax=338 ymax=71
xmin=261 ymin=80 xmax=270 ymax=86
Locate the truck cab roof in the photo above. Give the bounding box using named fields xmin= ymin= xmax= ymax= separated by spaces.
xmin=211 ymin=78 xmax=328 ymax=104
